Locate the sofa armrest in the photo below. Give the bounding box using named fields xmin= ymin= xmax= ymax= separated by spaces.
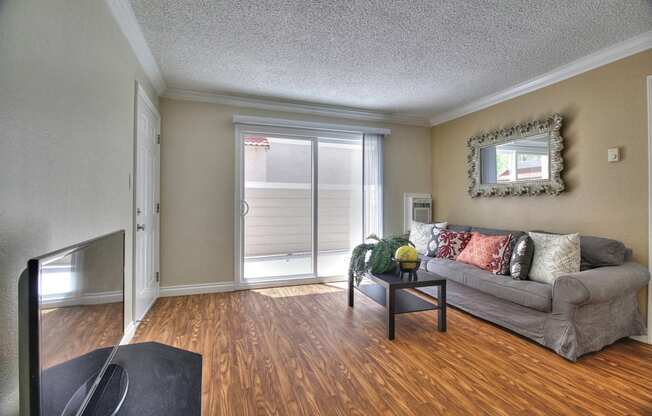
xmin=552 ymin=262 xmax=650 ymax=306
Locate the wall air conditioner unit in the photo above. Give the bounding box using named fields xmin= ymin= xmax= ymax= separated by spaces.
xmin=403 ymin=193 xmax=432 ymax=233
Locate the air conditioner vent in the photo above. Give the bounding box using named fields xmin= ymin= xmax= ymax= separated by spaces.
xmin=403 ymin=193 xmax=432 ymax=233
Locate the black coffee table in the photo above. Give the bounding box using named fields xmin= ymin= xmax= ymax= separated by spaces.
xmin=348 ymin=270 xmax=446 ymax=340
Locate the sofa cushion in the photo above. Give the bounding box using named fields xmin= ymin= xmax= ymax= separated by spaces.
xmin=510 ymin=235 xmax=535 ymax=280
xmin=426 ymin=258 xmax=552 ymax=312
xmin=456 ymin=232 xmax=513 ymax=274
xmin=426 ymin=225 xmax=449 ymax=257
xmin=433 ymin=230 xmax=473 ymax=260
xmin=530 ymin=230 xmax=628 ymax=270
xmin=447 ymin=224 xmax=472 ymax=232
xmin=528 ymin=232 xmax=581 ymax=284
xmin=470 ymin=227 xmax=525 ymax=253
xmin=409 ymin=221 xmax=447 ymax=255
xmin=579 ymin=235 xmax=627 ymax=270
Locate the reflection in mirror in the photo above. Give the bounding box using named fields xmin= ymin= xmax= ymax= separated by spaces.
xmin=480 ymin=133 xmax=550 ymax=184
xmin=39 ymin=232 xmax=124 ymax=370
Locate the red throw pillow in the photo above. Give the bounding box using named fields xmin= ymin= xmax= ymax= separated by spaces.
xmin=456 ymin=232 xmax=513 ymax=274
xmin=434 ymin=230 xmax=473 ymax=260
xmin=491 ymin=234 xmax=513 ymax=275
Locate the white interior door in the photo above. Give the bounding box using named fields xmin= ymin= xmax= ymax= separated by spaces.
xmin=134 ymin=84 xmax=160 ymax=321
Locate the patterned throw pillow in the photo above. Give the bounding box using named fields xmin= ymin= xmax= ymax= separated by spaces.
xmin=510 ymin=235 xmax=534 ymax=279
xmin=491 ymin=234 xmax=514 ymax=275
xmin=409 ymin=221 xmax=448 ymax=255
xmin=528 ymin=232 xmax=581 ymax=284
xmin=426 ymin=225 xmax=448 ymax=257
xmin=434 ymin=230 xmax=472 ymax=260
xmin=456 ymin=233 xmax=513 ymax=274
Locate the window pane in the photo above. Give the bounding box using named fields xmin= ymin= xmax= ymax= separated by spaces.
xmin=317 ymin=137 xmax=363 ymax=277
xmin=243 ymin=136 xmax=313 ymax=279
xmin=516 ymin=153 xmax=549 ymax=180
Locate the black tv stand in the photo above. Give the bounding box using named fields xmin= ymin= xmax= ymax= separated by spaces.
xmin=61 ymin=364 xmax=128 ymax=416
xmin=42 ymin=342 xmax=201 ymax=415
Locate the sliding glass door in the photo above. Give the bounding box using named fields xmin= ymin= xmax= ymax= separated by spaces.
xmin=236 ymin=125 xmax=363 ymax=283
xmin=317 ymin=137 xmax=363 ymax=276
xmin=242 ymin=134 xmax=314 ymax=280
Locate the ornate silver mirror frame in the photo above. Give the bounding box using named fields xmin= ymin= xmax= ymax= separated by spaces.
xmin=467 ymin=114 xmax=565 ymax=197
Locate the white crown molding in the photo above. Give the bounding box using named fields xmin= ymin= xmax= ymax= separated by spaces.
xmin=105 ymin=0 xmax=166 ymax=94
xmin=430 ymin=30 xmax=652 ymax=126
xmin=159 ymin=281 xmax=235 ymax=297
xmin=163 ymin=88 xmax=430 ymax=127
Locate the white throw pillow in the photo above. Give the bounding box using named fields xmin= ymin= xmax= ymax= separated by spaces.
xmin=409 ymin=221 xmax=448 ymax=255
xmin=528 ymin=232 xmax=581 ymax=284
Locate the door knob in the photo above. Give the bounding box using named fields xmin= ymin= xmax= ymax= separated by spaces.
xmin=137 ymin=224 xmax=146 ymax=231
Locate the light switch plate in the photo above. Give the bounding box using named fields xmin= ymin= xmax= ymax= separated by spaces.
xmin=607 ymin=147 xmax=620 ymax=162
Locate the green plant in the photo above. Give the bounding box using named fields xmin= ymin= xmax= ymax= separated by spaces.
xmin=348 ymin=234 xmax=414 ymax=285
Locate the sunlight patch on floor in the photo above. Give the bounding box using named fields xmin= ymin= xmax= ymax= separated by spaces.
xmin=252 ymin=283 xmax=345 ymax=298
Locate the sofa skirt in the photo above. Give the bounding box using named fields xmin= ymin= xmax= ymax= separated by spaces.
xmin=418 ymin=280 xmax=646 ymax=361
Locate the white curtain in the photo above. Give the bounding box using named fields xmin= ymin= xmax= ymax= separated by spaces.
xmin=363 ymin=133 xmax=384 ymax=239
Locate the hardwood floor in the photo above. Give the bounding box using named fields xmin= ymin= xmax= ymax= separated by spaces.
xmin=132 ymin=283 xmax=652 ymax=416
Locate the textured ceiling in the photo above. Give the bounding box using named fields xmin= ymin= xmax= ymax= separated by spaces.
xmin=130 ymin=0 xmax=652 ymax=118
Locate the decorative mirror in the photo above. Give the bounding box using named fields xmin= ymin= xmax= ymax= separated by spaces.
xmin=467 ymin=114 xmax=564 ymax=197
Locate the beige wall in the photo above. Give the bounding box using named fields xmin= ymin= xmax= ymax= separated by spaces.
xmin=431 ymin=49 xmax=652 ymax=316
xmin=0 ymin=1 xmax=158 ymax=413
xmin=160 ymin=98 xmax=431 ymax=286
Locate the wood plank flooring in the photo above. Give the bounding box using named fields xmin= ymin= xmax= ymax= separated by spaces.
xmin=131 ymin=283 xmax=652 ymax=416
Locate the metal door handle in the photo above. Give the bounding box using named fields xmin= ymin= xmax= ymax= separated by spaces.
xmin=241 ymin=200 xmax=250 ymax=216
xmin=137 ymin=224 xmax=146 ymax=231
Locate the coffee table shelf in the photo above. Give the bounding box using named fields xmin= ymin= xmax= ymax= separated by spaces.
xmin=357 ymin=284 xmax=437 ymax=314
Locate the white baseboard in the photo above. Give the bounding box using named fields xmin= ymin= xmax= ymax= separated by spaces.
xmin=121 ymin=294 xmax=158 ymax=345
xmin=630 ymin=334 xmax=651 ymax=344
xmin=121 ymin=320 xmax=138 ymax=345
xmin=159 ymin=281 xmax=236 ymax=297
xmin=159 ymin=276 xmax=347 ymax=297
xmin=236 ymin=275 xmax=346 ymax=290
xmin=40 ymin=290 xmax=123 ymax=308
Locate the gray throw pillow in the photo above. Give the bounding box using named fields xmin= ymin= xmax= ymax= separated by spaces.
xmin=426 ymin=226 xmax=448 ymax=257
xmin=509 ymin=235 xmax=534 ymax=280
xmin=579 ymin=235 xmax=627 ymax=270
xmin=409 ymin=221 xmax=448 ymax=255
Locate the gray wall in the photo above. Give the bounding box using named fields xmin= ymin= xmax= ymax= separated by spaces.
xmin=0 ymin=1 xmax=157 ymax=413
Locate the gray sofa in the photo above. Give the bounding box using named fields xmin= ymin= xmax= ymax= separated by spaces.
xmin=417 ymin=225 xmax=650 ymax=361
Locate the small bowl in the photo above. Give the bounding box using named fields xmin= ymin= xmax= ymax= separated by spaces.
xmin=394 ymin=258 xmax=421 ymax=272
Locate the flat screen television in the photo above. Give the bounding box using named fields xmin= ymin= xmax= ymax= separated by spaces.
xmin=19 ymin=230 xmax=127 ymax=416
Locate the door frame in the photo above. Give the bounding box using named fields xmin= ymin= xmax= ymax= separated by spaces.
xmin=132 ymin=82 xmax=161 ymax=323
xmin=234 ymin=123 xmax=364 ymax=289
xmin=644 ymin=75 xmax=652 ymax=344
